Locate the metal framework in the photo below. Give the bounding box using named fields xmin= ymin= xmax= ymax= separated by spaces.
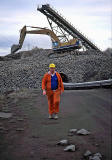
xmin=37 ymin=4 xmax=101 ymax=52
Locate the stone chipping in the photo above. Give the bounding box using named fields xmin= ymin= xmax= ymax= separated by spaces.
xmin=0 ymin=48 xmax=112 ymax=94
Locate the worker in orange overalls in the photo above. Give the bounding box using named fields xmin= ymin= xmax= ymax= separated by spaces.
xmin=42 ymin=63 xmax=64 ymax=119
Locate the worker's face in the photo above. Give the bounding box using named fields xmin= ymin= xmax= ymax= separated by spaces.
xmin=49 ymin=67 xmax=55 ymax=73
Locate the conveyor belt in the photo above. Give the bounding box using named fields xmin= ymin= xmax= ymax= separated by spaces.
xmin=37 ymin=4 xmax=101 ymax=52
xmin=63 ymin=79 xmax=112 ymax=90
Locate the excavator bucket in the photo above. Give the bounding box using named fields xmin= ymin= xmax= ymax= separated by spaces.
xmin=11 ymin=26 xmax=26 ymax=54
xmin=11 ymin=44 xmax=21 ymax=54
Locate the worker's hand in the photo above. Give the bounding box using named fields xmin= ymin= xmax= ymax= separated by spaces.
xmin=43 ymin=90 xmax=46 ymax=95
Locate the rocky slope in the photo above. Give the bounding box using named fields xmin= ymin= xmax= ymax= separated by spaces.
xmin=0 ymin=48 xmax=112 ymax=93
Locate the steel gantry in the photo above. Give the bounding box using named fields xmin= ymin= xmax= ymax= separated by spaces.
xmin=37 ymin=4 xmax=101 ymax=52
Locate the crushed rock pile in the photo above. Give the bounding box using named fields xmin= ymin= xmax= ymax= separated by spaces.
xmin=0 ymin=48 xmax=112 ymax=94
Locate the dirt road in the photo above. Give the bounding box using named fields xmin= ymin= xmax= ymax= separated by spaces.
xmin=0 ymin=88 xmax=111 ymax=160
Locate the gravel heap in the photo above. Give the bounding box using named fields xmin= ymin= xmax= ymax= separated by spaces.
xmin=0 ymin=48 xmax=112 ymax=94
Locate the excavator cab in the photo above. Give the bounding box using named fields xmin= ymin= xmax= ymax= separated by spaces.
xmin=52 ymin=41 xmax=59 ymax=48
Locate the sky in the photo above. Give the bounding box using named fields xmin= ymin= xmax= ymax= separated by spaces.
xmin=0 ymin=0 xmax=112 ymax=56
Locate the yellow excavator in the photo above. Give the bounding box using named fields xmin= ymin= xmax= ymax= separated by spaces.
xmin=11 ymin=26 xmax=82 ymax=54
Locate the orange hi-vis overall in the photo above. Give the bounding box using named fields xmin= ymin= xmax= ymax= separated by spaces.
xmin=42 ymin=71 xmax=64 ymax=115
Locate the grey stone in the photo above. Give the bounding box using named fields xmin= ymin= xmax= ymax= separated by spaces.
xmin=2 ymin=109 xmax=10 ymax=112
xmin=9 ymin=119 xmax=16 ymax=123
xmin=95 ymin=143 xmax=99 ymax=147
xmin=64 ymin=144 xmax=75 ymax=152
xmin=89 ymin=155 xmax=101 ymax=160
xmin=16 ymin=128 xmax=24 ymax=131
xmin=17 ymin=118 xmax=24 ymax=121
xmin=84 ymin=150 xmax=92 ymax=157
xmin=68 ymin=132 xmax=74 ymax=136
xmin=77 ymin=129 xmax=90 ymax=135
xmin=0 ymin=112 xmax=12 ymax=118
xmin=57 ymin=139 xmax=68 ymax=145
xmin=69 ymin=129 xmax=77 ymax=133
xmin=94 ymin=153 xmax=102 ymax=158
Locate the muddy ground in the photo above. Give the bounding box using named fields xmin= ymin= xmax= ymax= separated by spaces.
xmin=0 ymin=88 xmax=112 ymax=160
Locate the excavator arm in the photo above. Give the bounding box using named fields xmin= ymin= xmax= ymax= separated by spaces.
xmin=11 ymin=25 xmax=60 ymax=54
